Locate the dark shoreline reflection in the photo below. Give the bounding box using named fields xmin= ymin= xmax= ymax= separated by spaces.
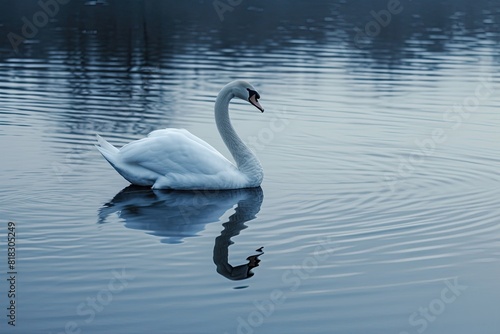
xmin=3 ymin=0 xmax=500 ymax=65
xmin=98 ymin=185 xmax=264 ymax=280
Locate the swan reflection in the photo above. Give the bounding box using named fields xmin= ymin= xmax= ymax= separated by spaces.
xmin=98 ymin=186 xmax=264 ymax=280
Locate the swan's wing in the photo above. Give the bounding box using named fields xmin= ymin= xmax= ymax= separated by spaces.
xmin=119 ymin=129 xmax=237 ymax=176
xmin=148 ymin=128 xmax=225 ymax=159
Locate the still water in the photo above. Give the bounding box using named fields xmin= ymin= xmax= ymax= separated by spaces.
xmin=0 ymin=1 xmax=499 ymax=333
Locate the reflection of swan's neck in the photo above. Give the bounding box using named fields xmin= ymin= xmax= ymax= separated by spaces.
xmin=215 ymin=85 xmax=263 ymax=184
xmin=212 ymin=188 xmax=264 ymax=281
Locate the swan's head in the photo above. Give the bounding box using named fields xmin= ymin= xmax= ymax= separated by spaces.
xmin=231 ymin=80 xmax=264 ymax=112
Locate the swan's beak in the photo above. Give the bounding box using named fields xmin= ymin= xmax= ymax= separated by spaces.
xmin=249 ymin=94 xmax=264 ymax=112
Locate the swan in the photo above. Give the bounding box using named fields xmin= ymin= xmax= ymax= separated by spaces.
xmin=96 ymin=80 xmax=264 ymax=190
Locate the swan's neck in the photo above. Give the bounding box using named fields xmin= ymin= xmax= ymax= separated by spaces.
xmin=215 ymin=86 xmax=263 ymax=185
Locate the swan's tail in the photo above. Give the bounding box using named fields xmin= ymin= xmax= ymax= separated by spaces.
xmin=95 ymin=134 xmax=119 ymax=165
xmin=96 ymin=134 xmax=118 ymax=153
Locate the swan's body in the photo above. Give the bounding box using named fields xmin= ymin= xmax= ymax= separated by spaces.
xmin=96 ymin=80 xmax=264 ymax=190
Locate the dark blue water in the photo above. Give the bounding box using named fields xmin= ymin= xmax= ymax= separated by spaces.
xmin=0 ymin=1 xmax=499 ymax=333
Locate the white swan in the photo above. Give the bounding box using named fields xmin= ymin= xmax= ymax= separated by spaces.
xmin=96 ymin=80 xmax=264 ymax=190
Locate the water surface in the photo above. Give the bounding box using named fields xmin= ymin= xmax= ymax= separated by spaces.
xmin=0 ymin=1 xmax=499 ymax=333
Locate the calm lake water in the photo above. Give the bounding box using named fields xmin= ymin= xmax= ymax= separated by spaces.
xmin=1 ymin=1 xmax=499 ymax=333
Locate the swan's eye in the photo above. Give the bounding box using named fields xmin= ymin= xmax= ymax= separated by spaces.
xmin=246 ymin=88 xmax=264 ymax=112
xmin=247 ymin=88 xmax=260 ymax=101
